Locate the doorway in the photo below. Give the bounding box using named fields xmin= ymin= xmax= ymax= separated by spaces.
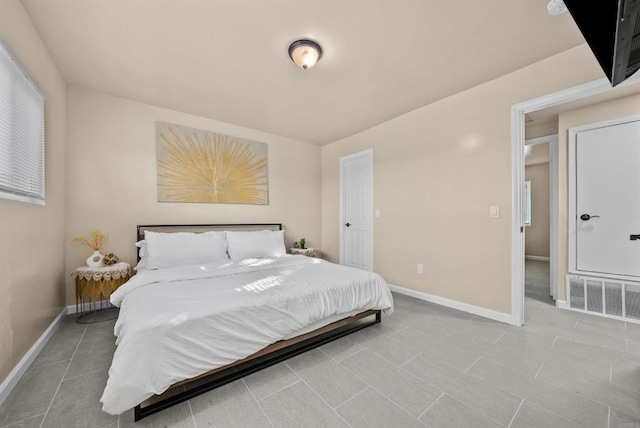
xmin=511 ymin=74 xmax=640 ymax=326
xmin=339 ymin=149 xmax=373 ymax=271
xmin=523 ymin=135 xmax=558 ymax=306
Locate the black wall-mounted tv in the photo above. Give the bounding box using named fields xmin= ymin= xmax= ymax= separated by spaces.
xmin=563 ymin=0 xmax=640 ymax=86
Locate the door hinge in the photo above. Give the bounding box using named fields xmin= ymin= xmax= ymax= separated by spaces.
xmin=520 ymin=226 xmax=524 ymax=233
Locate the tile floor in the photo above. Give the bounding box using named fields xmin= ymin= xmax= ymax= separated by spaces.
xmin=2 ymin=290 xmax=640 ymax=427
xmin=525 ymin=260 xmax=554 ymax=307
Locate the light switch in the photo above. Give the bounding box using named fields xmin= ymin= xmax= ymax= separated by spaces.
xmin=375 ymin=210 xmax=380 ymax=218
xmin=490 ymin=205 xmax=500 ymax=218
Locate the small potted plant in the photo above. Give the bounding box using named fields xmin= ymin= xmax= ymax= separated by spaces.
xmin=299 ymin=238 xmax=306 ymax=249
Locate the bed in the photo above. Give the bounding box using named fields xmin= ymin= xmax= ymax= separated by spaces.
xmin=99 ymin=224 xmax=394 ymax=420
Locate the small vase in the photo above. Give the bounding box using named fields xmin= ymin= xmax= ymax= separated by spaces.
xmin=86 ymin=250 xmax=104 ymax=267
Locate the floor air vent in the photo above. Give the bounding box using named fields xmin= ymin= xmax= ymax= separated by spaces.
xmin=625 ymin=284 xmax=640 ymax=320
xmin=586 ymin=280 xmax=603 ymax=313
xmin=567 ymin=275 xmax=640 ymax=322
xmin=569 ymin=277 xmax=585 ymax=310
xmin=605 ymin=282 xmax=623 ymax=317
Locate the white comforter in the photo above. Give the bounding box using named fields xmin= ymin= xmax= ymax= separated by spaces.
xmin=100 ymin=255 xmax=393 ymax=415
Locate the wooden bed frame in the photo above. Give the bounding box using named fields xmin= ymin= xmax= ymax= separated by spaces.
xmin=132 ymin=224 xmax=383 ymax=421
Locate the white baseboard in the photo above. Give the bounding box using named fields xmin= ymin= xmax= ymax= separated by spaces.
xmin=525 ymin=255 xmax=550 ymax=262
xmin=555 ymin=300 xmax=568 ymax=309
xmin=387 ymin=284 xmax=514 ymax=325
xmin=66 ymin=303 xmax=78 ymax=315
xmin=0 ymin=308 xmax=67 ymax=407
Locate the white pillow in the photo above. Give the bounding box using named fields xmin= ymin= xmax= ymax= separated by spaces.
xmin=134 ymin=240 xmax=147 ymax=271
xmin=225 ymin=230 xmax=286 ymax=261
xmin=144 ymin=231 xmax=229 ymax=269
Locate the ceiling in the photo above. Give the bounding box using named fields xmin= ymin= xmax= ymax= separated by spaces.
xmin=20 ymin=0 xmax=586 ymax=145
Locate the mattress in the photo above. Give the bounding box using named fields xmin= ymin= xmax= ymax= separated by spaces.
xmin=100 ymin=255 xmax=393 ymax=414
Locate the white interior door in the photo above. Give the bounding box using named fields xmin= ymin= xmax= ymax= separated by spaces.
xmin=575 ymin=119 xmax=640 ymax=277
xmin=340 ymin=150 xmax=373 ymax=271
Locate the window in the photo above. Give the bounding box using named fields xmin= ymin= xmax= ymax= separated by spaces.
xmin=524 ymin=180 xmax=531 ymax=226
xmin=0 ymin=40 xmax=45 ymax=205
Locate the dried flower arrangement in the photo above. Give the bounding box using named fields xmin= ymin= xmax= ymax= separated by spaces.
xmin=71 ymin=230 xmax=109 ymax=251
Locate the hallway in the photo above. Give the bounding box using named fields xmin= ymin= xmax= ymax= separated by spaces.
xmin=525 ymin=260 xmax=553 ymax=306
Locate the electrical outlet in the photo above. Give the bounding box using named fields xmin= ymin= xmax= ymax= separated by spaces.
xmin=417 ymin=264 xmax=424 ymax=274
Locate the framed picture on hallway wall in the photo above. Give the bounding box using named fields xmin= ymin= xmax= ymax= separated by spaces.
xmin=156 ymin=122 xmax=268 ymax=204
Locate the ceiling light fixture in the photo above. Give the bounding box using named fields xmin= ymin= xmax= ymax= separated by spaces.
xmin=288 ymin=39 xmax=322 ymax=70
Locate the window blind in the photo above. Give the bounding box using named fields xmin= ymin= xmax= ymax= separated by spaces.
xmin=0 ymin=40 xmax=45 ymax=205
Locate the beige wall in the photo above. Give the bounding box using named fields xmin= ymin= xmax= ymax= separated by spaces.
xmin=0 ymin=0 xmax=67 ymax=382
xmin=321 ymin=44 xmax=603 ymax=314
xmin=526 ymin=118 xmax=559 ymax=140
xmin=525 ymin=163 xmax=550 ymax=258
xmin=65 ymin=87 xmax=321 ymax=305
xmin=556 ymin=92 xmax=640 ymax=301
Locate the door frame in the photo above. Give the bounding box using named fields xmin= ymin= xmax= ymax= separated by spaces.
xmin=568 ymin=114 xmax=640 ymax=279
xmin=510 ymin=73 xmax=640 ymax=326
xmin=339 ymin=148 xmax=374 ymax=269
xmin=524 ymin=134 xmax=559 ymax=300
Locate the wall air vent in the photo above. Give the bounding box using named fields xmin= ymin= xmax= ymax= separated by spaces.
xmin=567 ymin=275 xmax=640 ymax=323
xmin=625 ymin=284 xmax=640 ymax=320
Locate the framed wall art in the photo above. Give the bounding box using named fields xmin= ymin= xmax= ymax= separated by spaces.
xmin=156 ymin=122 xmax=268 ymax=204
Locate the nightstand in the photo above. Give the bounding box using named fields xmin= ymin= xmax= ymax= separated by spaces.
xmin=72 ymin=262 xmax=131 ymax=323
xmin=290 ymin=247 xmax=317 ymax=258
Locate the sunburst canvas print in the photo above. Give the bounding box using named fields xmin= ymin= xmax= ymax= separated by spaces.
xmin=156 ymin=122 xmax=268 ymax=204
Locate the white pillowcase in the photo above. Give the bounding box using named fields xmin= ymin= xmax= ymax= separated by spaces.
xmin=134 ymin=240 xmax=147 ymax=271
xmin=144 ymin=231 xmax=229 ymax=270
xmin=225 ymin=230 xmax=286 ymax=261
